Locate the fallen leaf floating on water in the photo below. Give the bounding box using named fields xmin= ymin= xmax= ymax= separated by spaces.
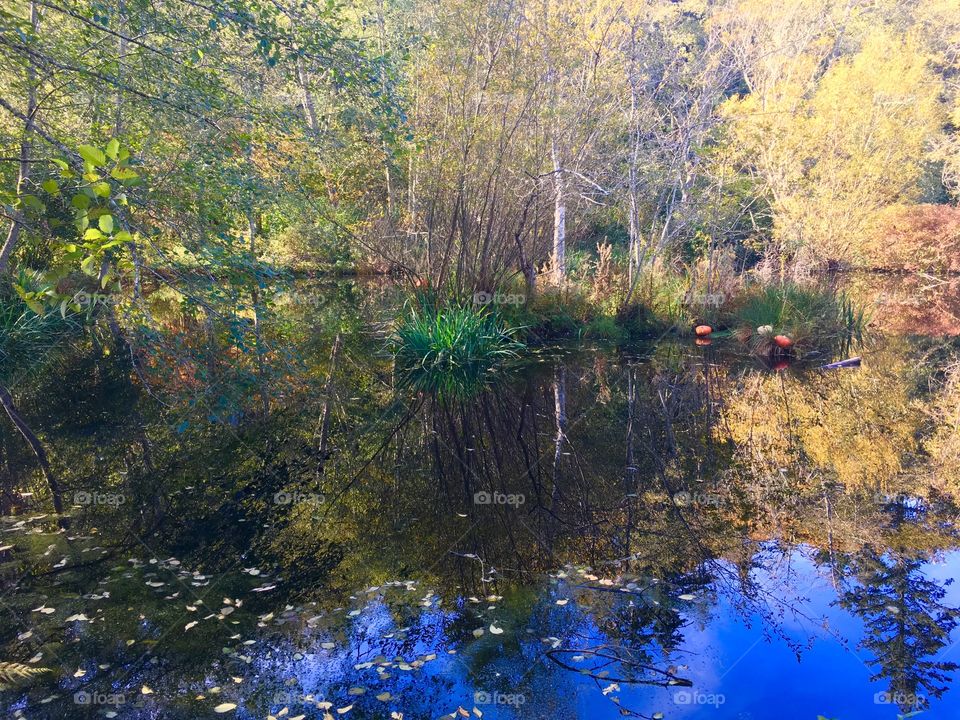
xmin=64 ymin=613 xmax=90 ymax=622
xmin=184 ymin=621 xmax=198 ymax=631
xmin=141 ymin=685 xmax=154 ymax=695
xmin=213 ymin=702 xmax=237 ymax=713
xmin=555 ymin=599 xmax=568 ymax=606
xmin=488 ymin=624 xmax=504 ymax=634
xmin=678 ymin=594 xmax=695 ymax=601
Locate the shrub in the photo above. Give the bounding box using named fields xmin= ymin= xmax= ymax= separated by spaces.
xmin=867 ymin=204 xmax=960 ymax=272
xmin=585 ymin=315 xmax=626 ymax=343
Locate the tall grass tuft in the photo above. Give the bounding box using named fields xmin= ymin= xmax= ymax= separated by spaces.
xmin=0 ymin=276 xmax=82 ymax=367
xmin=392 ymin=301 xmax=525 ymax=371
xmin=726 ymin=283 xmax=867 ymax=355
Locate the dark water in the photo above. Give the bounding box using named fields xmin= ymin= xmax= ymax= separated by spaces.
xmin=1 ymin=279 xmax=959 ymax=719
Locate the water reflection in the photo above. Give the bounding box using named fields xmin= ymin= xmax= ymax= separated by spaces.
xmin=0 ymin=281 xmax=959 ymax=718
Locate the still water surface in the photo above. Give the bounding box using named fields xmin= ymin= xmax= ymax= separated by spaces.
xmin=1 ymin=278 xmax=959 ymax=719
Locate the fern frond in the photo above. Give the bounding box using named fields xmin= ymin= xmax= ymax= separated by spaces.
xmin=0 ymin=661 xmax=51 ymax=690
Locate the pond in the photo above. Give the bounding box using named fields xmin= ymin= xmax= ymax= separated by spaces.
xmin=1 ymin=277 xmax=959 ymax=719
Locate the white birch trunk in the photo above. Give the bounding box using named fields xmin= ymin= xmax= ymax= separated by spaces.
xmin=551 ymin=140 xmax=565 ymax=284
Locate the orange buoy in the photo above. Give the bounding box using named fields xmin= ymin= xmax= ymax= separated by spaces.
xmin=695 ymin=337 xmax=712 ymax=346
xmin=773 ymin=334 xmax=793 ymax=349
xmin=695 ymin=325 xmax=713 ymax=337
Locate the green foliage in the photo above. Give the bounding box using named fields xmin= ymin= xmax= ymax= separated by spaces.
xmin=393 ymin=302 xmax=524 ymax=371
xmin=38 ymin=140 xmax=139 ymax=283
xmin=585 ymin=314 xmax=627 ymax=343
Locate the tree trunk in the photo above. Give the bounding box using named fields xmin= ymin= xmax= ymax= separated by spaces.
xmin=551 ymin=140 xmax=565 ymax=284
xmin=114 ymin=0 xmax=127 ymax=136
xmin=248 ymin=211 xmax=270 ymax=418
xmin=551 ymin=365 xmax=567 ymax=493
xmin=316 ymin=333 xmax=341 ymax=468
xmin=376 ymin=1 xmax=394 ymax=219
xmin=0 ymin=383 xmax=63 ymax=514
xmin=0 ymin=1 xmax=39 ymax=274
xmin=296 ymin=58 xmax=319 ymax=135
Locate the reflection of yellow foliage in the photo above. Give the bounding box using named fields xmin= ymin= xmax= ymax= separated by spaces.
xmin=721 ymin=341 xmax=922 ymax=490
xmin=929 ymin=363 xmax=960 ymax=486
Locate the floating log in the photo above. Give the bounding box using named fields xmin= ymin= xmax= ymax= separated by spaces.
xmin=820 ymin=356 xmax=862 ymax=370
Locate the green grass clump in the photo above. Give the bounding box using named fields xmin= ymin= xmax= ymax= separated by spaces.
xmin=393 ymin=302 xmax=524 ymax=371
xmin=585 ymin=314 xmax=627 ymax=342
xmin=725 ymin=282 xmax=866 ymax=355
xmin=0 ymin=275 xmax=82 ymax=368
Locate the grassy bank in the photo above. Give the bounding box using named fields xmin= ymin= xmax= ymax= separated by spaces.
xmin=390 ymin=269 xmax=868 ymax=374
